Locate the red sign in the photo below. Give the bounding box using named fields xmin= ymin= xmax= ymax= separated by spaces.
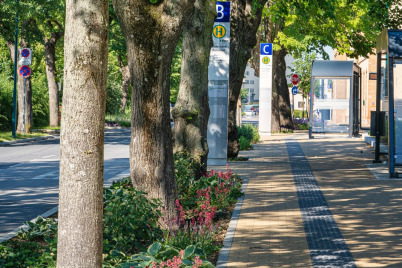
xmin=19 ymin=65 xmax=31 ymax=78
xmin=291 ymin=73 xmax=299 ymax=85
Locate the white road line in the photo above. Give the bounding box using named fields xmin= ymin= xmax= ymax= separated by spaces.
xmin=32 ymin=170 xmax=59 ymax=180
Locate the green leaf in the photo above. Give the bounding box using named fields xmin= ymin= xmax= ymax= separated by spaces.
xmin=183 ymin=245 xmax=195 ymax=259
xmin=147 ymin=242 xmax=161 ymax=256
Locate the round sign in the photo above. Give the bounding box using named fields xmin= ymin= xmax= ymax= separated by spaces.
xmin=213 ymin=25 xmax=226 ymax=38
xmin=291 ymin=86 xmax=298 ymax=95
xmin=19 ymin=65 xmax=32 ymax=78
xmin=21 ymin=48 xmax=31 ymax=58
xmin=262 ymin=56 xmax=270 ymax=64
xmin=291 ymin=73 xmax=299 ymax=85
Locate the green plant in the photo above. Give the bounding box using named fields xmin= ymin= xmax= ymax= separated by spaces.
xmin=103 ymin=178 xmax=163 ymax=257
xmin=237 ymin=124 xmax=259 ymax=150
xmin=0 ymin=216 xmax=58 ymax=267
xmin=119 ymin=242 xmax=214 ymax=268
xmin=239 ymin=136 xmax=251 ymax=150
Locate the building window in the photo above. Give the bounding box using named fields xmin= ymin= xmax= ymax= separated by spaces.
xmin=298 ymin=102 xmax=304 ymax=108
xmin=246 ymin=71 xmax=249 ymax=75
xmin=244 ymin=80 xmax=249 ymax=84
xmin=250 ymin=80 xmax=254 ymax=85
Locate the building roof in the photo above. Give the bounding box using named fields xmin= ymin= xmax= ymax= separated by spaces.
xmin=311 ymin=60 xmax=355 ymax=78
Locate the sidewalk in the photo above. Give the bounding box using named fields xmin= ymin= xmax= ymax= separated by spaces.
xmin=215 ymin=133 xmax=402 ymax=267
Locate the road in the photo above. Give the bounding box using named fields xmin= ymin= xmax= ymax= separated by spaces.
xmin=0 ymin=128 xmax=130 ymax=238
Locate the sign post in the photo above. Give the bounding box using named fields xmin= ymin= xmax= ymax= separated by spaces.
xmin=259 ymin=43 xmax=273 ymax=137
xmin=207 ymin=1 xmax=230 ymax=166
xmin=18 ymin=65 xmax=31 ymax=134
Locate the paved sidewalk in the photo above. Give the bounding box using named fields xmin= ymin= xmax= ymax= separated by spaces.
xmin=216 ymin=133 xmax=402 ymax=267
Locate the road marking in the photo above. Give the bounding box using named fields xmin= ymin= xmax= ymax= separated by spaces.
xmin=32 ymin=170 xmax=59 ymax=180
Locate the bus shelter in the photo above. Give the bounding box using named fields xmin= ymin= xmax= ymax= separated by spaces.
xmin=374 ymin=29 xmax=402 ymax=178
xmin=309 ymin=60 xmax=360 ymax=138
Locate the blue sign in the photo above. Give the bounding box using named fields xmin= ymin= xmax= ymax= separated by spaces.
xmin=260 ymin=43 xmax=272 ymax=55
xmin=215 ymin=2 xmax=230 ymax=22
xmin=19 ymin=65 xmax=31 ymax=78
xmin=292 ymin=86 xmax=298 ymax=95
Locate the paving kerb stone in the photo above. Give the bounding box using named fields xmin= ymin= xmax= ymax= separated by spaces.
xmin=0 ymin=135 xmax=55 ymax=146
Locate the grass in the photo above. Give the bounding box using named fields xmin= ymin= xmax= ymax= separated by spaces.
xmin=0 ymin=132 xmax=48 ymax=142
xmin=105 ymin=113 xmax=131 ymax=127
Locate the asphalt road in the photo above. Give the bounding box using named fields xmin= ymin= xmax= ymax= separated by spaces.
xmin=0 ymin=128 xmax=130 ymax=238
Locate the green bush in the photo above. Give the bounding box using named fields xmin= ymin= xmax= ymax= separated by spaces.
xmin=237 ymin=124 xmax=259 ymax=144
xmin=103 ymin=178 xmax=162 ymax=257
xmin=120 ymin=242 xmax=214 ymax=268
xmin=239 ymin=136 xmax=251 ymax=150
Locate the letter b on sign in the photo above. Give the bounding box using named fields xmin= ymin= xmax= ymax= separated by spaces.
xmin=217 ymin=4 xmax=224 ymax=19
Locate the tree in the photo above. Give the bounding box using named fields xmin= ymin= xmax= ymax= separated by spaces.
xmin=288 ymin=52 xmax=317 ymax=118
xmin=112 ymin=0 xmax=195 ymax=217
xmin=250 ymin=0 xmax=393 ymax=132
xmin=37 ymin=0 xmax=65 ymax=127
xmin=227 ymin=0 xmax=268 ymax=158
xmin=57 ymin=0 xmax=108 ymax=266
xmin=109 ymin=4 xmax=130 ymax=113
xmin=172 ymin=0 xmax=216 ymax=176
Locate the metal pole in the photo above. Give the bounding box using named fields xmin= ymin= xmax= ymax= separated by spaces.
xmin=388 ymin=57 xmax=397 ymax=177
xmin=374 ymin=53 xmax=382 ymax=163
xmin=12 ymin=0 xmax=19 ymax=138
xmin=23 ymin=77 xmax=26 ymax=134
xmin=349 ymin=76 xmax=353 ymax=138
xmin=309 ymin=77 xmax=314 ymax=139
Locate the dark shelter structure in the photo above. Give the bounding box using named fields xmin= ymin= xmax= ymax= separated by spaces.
xmin=374 ymin=29 xmax=402 ymax=178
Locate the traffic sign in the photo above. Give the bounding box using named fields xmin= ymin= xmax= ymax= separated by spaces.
xmin=291 ymin=73 xmax=299 ymax=85
xmin=291 ymin=86 xmax=298 ymax=95
xmin=19 ymin=48 xmax=32 ymax=66
xmin=19 ymin=65 xmax=31 ymax=78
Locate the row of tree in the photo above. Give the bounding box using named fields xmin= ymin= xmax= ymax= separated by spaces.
xmin=1 ymin=0 xmax=400 ymax=266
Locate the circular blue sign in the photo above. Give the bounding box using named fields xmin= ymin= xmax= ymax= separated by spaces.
xmin=21 ymin=48 xmax=30 ymax=57
xmin=292 ymin=86 xmax=298 ymax=95
xmin=19 ymin=65 xmax=31 ymax=77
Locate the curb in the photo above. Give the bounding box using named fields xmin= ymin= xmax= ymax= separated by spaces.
xmin=0 ymin=168 xmax=131 ymax=244
xmin=0 ymin=135 xmax=55 ymax=146
xmin=216 ymin=176 xmax=249 ymax=268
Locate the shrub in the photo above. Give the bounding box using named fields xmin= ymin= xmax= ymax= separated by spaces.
xmin=237 ymin=124 xmax=259 ymax=144
xmin=103 ymin=178 xmax=163 ymax=256
xmin=120 ymin=242 xmax=214 ymax=268
xmin=239 ymin=136 xmax=251 ymax=150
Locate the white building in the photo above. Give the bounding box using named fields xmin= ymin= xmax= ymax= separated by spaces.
xmin=242 ymin=64 xmax=260 ymax=104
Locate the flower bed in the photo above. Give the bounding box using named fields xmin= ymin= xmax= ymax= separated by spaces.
xmin=0 ymin=152 xmax=243 ymax=268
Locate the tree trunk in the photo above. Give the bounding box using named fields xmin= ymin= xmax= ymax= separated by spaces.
xmin=112 ymin=0 xmax=195 ymax=217
xmin=57 ymin=1 xmax=108 ymax=267
xmin=172 ymin=0 xmax=216 ymax=176
xmin=271 ymin=48 xmax=292 ymax=132
xmin=227 ymin=0 xmax=267 ymax=158
xmin=117 ymin=53 xmax=130 ymax=113
xmin=44 ymin=32 xmax=62 ymax=127
xmin=7 ymin=39 xmax=33 ymax=133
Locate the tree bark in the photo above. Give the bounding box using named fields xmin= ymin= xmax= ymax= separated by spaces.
xmin=44 ymin=31 xmax=63 ymax=127
xmin=117 ymin=53 xmax=130 ymax=113
xmin=7 ymin=39 xmax=33 ymax=133
xmin=227 ymin=0 xmax=267 ymax=158
xmin=112 ymin=0 xmax=195 ymax=217
xmin=172 ymin=0 xmax=216 ymax=176
xmin=57 ymin=0 xmax=108 ymax=267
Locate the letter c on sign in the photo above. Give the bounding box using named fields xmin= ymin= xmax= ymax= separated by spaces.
xmin=217 ymin=4 xmax=224 ymax=19
xmin=263 ymin=45 xmax=270 ymax=54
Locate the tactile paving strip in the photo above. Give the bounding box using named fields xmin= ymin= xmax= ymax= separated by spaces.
xmin=286 ymin=140 xmax=356 ymax=268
